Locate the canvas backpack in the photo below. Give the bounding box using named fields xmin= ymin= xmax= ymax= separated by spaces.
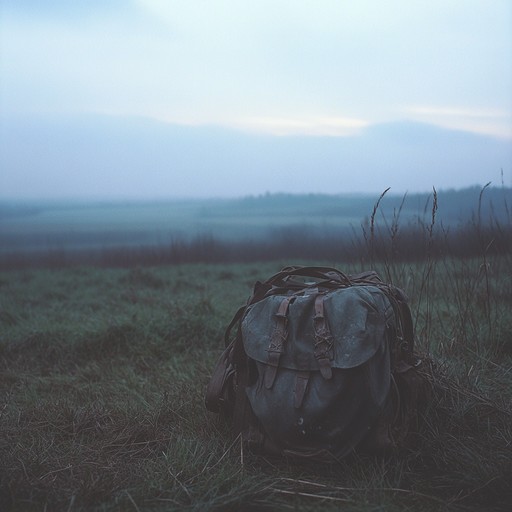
xmin=205 ymin=266 xmax=429 ymax=462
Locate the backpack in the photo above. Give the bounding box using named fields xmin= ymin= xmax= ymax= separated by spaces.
xmin=205 ymin=266 xmax=429 ymax=462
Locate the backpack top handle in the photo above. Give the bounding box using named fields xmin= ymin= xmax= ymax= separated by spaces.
xmin=267 ymin=266 xmax=352 ymax=288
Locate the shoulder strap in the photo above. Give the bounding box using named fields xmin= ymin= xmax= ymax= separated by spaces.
xmin=224 ymin=305 xmax=246 ymax=347
xmin=385 ymin=286 xmax=415 ymax=359
xmin=205 ymin=339 xmax=236 ymax=414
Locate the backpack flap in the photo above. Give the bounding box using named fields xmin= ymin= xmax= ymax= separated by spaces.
xmin=242 ymin=285 xmax=394 ymax=371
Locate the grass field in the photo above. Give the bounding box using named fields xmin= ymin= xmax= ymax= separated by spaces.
xmin=1 ymin=249 xmax=511 ymax=510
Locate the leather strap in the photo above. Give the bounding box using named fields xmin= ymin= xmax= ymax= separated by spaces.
xmin=294 ymin=371 xmax=310 ymax=409
xmin=313 ymin=294 xmax=334 ymax=380
xmin=264 ymin=296 xmax=293 ymax=389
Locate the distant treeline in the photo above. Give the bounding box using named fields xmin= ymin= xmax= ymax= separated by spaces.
xmin=197 ymin=185 xmax=512 ymax=225
xmin=0 ymin=185 xmax=511 ymax=270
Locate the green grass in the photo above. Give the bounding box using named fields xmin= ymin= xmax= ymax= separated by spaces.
xmin=1 ymin=258 xmax=511 ymax=511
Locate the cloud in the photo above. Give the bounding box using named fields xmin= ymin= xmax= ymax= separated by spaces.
xmin=0 ymin=0 xmax=510 ymax=140
xmin=405 ymin=106 xmax=512 ymax=139
xmin=231 ymin=116 xmax=368 ymax=137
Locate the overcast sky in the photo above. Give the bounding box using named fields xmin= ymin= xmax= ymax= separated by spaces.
xmin=1 ymin=0 xmax=511 ymax=199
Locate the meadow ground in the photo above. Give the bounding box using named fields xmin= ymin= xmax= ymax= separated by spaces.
xmin=0 ymin=256 xmax=511 ymax=511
